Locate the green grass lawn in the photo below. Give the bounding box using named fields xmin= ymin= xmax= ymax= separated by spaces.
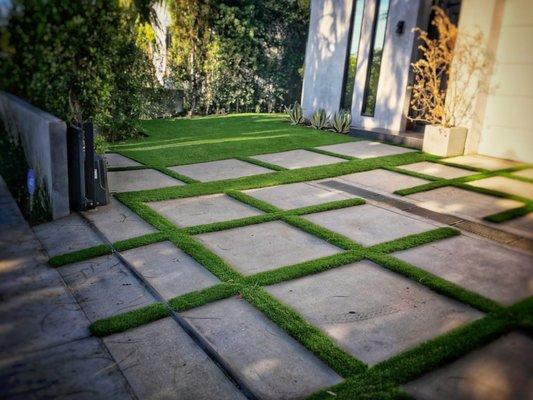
xmin=110 ymin=113 xmax=357 ymax=166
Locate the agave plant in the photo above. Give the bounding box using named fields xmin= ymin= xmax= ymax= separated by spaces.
xmin=310 ymin=108 xmax=329 ymax=130
xmin=331 ymin=110 xmax=352 ymax=134
xmin=285 ymin=102 xmax=304 ymax=125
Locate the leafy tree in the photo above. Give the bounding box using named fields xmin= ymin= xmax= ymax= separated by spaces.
xmin=0 ymin=0 xmax=158 ymax=139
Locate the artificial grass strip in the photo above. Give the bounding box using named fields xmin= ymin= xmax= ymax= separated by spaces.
xmin=183 ymin=213 xmax=280 ymax=235
xmin=290 ymin=197 xmax=366 ymax=216
xmin=107 ymin=165 xmax=147 ymax=172
xmin=154 ymin=166 xmax=200 ymax=184
xmin=169 ymin=283 xmax=241 ymax=312
xmin=225 ymin=189 xmax=282 ymax=213
xmin=242 ymin=286 xmax=367 ymax=377
xmin=235 ymin=155 xmax=288 ymax=171
xmin=244 ymin=251 xmax=365 ymax=287
xmin=309 ymin=312 xmax=512 ymax=400
xmin=369 ymin=227 xmax=460 ymax=254
xmin=113 ymin=231 xmax=168 ymax=252
xmin=394 ymin=180 xmax=450 ymax=196
xmin=281 ymin=214 xmax=363 ymax=250
xmin=117 ymin=151 xmax=435 ymax=203
xmin=483 ymin=205 xmax=532 ymax=223
xmin=304 ymin=147 xmax=356 ymax=160
xmin=385 ymin=165 xmax=442 ymax=182
xmin=48 ymin=244 xmax=112 ymax=267
xmin=366 ymin=252 xmax=502 ymax=313
xmin=89 ymin=302 xmax=170 ymax=337
xmin=168 ymin=232 xmax=243 ymax=282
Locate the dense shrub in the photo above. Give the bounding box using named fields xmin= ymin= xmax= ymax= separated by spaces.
xmin=0 ymin=0 xmax=157 ymax=140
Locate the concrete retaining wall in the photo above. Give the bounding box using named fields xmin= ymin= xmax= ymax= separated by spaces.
xmin=0 ymin=91 xmax=69 ymax=219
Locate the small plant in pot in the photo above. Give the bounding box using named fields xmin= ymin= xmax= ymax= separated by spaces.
xmin=310 ymin=108 xmax=329 ymax=130
xmin=409 ymin=6 xmax=491 ymax=157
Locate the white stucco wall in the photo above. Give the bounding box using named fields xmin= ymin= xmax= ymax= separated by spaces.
xmin=301 ymin=0 xmax=354 ymax=118
xmin=453 ymin=0 xmax=533 ymax=162
xmin=477 ymin=0 xmax=533 ymax=162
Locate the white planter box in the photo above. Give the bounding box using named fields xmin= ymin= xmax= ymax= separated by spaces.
xmin=422 ymin=125 xmax=467 ymax=157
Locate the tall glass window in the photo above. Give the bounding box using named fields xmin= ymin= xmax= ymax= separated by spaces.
xmin=361 ymin=0 xmax=390 ymax=116
xmin=340 ymin=0 xmax=365 ymax=111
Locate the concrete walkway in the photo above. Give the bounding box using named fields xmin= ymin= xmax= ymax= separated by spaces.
xmin=0 ymin=177 xmax=134 ymax=399
xmin=2 ymin=144 xmax=532 ymax=400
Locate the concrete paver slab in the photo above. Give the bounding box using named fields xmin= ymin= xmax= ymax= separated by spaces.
xmin=251 ymin=149 xmax=346 ymax=169
xmin=266 ymin=261 xmax=482 ymax=365
xmin=442 ymin=155 xmax=520 ymax=171
xmin=59 ymin=254 xmax=155 ymax=321
xmin=147 ymin=194 xmax=263 ymax=228
xmin=394 ymin=235 xmax=533 ymax=305
xmin=82 ymin=198 xmax=156 ymax=243
xmin=0 ymin=337 xmax=133 ymax=400
xmin=33 ymin=213 xmax=103 ymax=257
xmin=398 ymin=161 xmax=475 ymax=179
xmin=502 ymin=213 xmax=533 ymax=236
xmin=182 ymin=297 xmax=342 ymax=399
xmin=108 ymin=169 xmax=184 ymax=193
xmin=195 ymin=221 xmax=341 ymax=275
xmin=120 ymin=241 xmax=219 ymax=300
xmin=170 ymin=158 xmax=273 ymax=182
xmin=512 ymin=168 xmax=533 ymax=180
xmin=303 ymin=204 xmax=436 ymax=246
xmin=245 ymin=181 xmax=354 ymax=210
xmin=467 ymin=176 xmax=533 ymax=200
xmin=105 ymin=153 xmax=141 ymax=168
xmin=333 ymin=169 xmax=429 ymax=193
xmin=104 ymin=318 xmax=245 ymax=400
xmin=0 ymin=278 xmax=90 ymax=356
xmin=404 ymin=332 xmax=533 ymax=400
xmin=316 ymin=140 xmax=416 ymax=159
xmin=407 ymin=186 xmax=524 ymax=219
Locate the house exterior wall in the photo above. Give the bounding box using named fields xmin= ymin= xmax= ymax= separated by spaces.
xmin=301 ymin=0 xmax=354 ymax=118
xmin=475 ymin=0 xmax=533 ymax=162
xmin=301 ymin=0 xmax=430 ymax=131
xmin=351 ymin=0 xmax=427 ymax=132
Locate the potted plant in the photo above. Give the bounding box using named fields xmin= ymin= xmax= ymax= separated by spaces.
xmin=409 ymin=7 xmax=491 ymax=157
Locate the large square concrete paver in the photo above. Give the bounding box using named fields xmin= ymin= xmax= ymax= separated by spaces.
xmin=34 ymin=213 xmax=103 ymax=257
xmin=244 ymin=181 xmax=354 ymax=210
xmin=404 ymin=332 xmax=533 ymax=400
xmin=303 ymin=204 xmax=436 ymax=246
xmin=169 ymin=158 xmax=273 ymax=182
xmin=466 ymin=176 xmax=533 ymax=199
xmin=104 ymin=152 xmax=141 ymax=168
xmin=407 ymin=186 xmax=524 ymax=219
xmin=120 ymin=241 xmax=219 ymax=300
xmin=398 ymin=161 xmax=475 ymax=179
xmin=333 ymin=169 xmax=429 ymax=193
xmin=266 ymin=261 xmax=482 ymax=365
xmin=442 ymin=155 xmax=520 ymax=171
xmin=182 ymin=297 xmax=342 ymax=399
xmin=108 ymin=169 xmax=184 ymax=192
xmin=251 ymin=149 xmax=346 ymax=169
xmin=58 ymin=254 xmax=155 ymax=321
xmin=82 ymin=198 xmax=156 ymax=243
xmin=195 ymin=220 xmax=341 ymax=275
xmin=394 ymin=235 xmax=533 ymax=305
xmin=0 ymin=337 xmax=132 ymax=400
xmin=512 ymin=168 xmax=533 ymax=180
xmin=147 ymin=194 xmax=263 ymax=228
xmin=316 ymin=140 xmax=416 ymax=159
xmin=104 ymin=317 xmax=245 ymax=400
